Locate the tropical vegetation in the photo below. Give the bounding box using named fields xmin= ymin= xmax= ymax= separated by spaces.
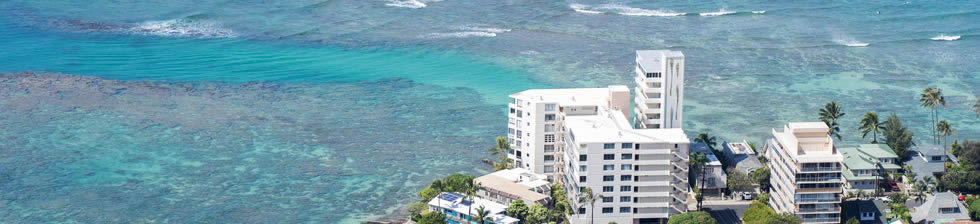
xmin=882 ymin=113 xmax=915 ymax=158
xmin=742 ymin=197 xmax=800 ymax=224
xmin=858 ymin=111 xmax=883 ymax=143
xmin=936 ymin=120 xmax=953 ymax=151
xmin=577 ymin=187 xmax=600 ymax=224
xmin=667 ymin=211 xmax=717 ymax=224
xmin=726 ymin=168 xmax=753 ymax=196
xmin=488 ymin=136 xmax=514 ymax=171
xmin=818 ymin=101 xmax=846 ymax=140
xmin=750 ymin=167 xmax=770 ymax=192
xmin=886 ymin=193 xmax=911 ymax=224
xmin=919 ymin=88 xmax=945 ymax=144
xmin=409 ymin=174 xmax=476 ymax=222
xmin=940 ymin=140 xmax=980 ymax=194
xmin=689 ymin=151 xmax=707 ymax=210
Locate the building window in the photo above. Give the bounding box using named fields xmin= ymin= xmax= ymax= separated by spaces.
xmin=544 ymin=166 xmax=554 ymax=173
xmin=516 ymin=131 xmax=522 ymax=139
xmin=932 ymin=156 xmax=943 ymax=161
xmin=604 ymin=154 xmax=615 ymax=160
xmin=620 ymin=207 xmax=631 ymax=213
xmin=620 ymin=186 xmax=632 ymax=192
xmin=544 ymin=114 xmax=556 ymax=121
xmin=603 ymin=165 xmax=615 ymax=171
xmin=579 ymin=176 xmax=587 ymax=183
xmin=621 ymin=153 xmax=632 ymax=160
xmin=635 ymin=144 xmax=640 ymax=150
xmin=602 ymin=197 xmax=613 ymax=203
xmin=602 ymin=186 xmax=613 ymax=192
xmin=544 ymin=124 xmax=555 ymax=132
xmin=579 ymin=165 xmax=587 ymax=172
xmin=646 ymin=72 xmax=661 ymax=78
xmin=544 ymin=134 xmax=555 ymax=143
xmin=579 ymin=155 xmax=587 ymax=161
xmin=602 ymin=207 xmax=613 ymax=213
xmin=509 ymin=108 xmax=515 ymax=114
xmin=622 ymin=143 xmax=632 ymax=149
xmin=544 ymin=155 xmax=554 ymax=162
xmin=578 ymin=208 xmax=586 ymax=214
xmin=544 ymin=145 xmax=555 ymax=152
xmin=620 ymin=175 xmax=632 ymax=181
xmin=603 ymin=175 xmax=614 ymax=181
xmin=603 ymin=143 xmax=615 ymax=149
xmin=620 ymin=196 xmax=631 ymax=202
xmin=940 ymin=207 xmax=960 ymax=214
xmin=545 ymin=104 xmax=556 ymax=111
xmin=508 ymin=128 xmax=514 ymax=135
xmin=516 ymin=110 xmax=522 ymax=118
xmin=621 ymin=164 xmax=633 ymax=170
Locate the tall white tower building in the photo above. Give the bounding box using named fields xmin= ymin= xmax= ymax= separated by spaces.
xmin=634 ymin=50 xmax=685 ymax=129
xmin=765 ymin=122 xmax=844 ymax=224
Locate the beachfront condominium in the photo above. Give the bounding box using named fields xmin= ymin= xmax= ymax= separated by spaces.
xmin=559 ymin=107 xmax=690 ymax=224
xmin=507 ymin=86 xmax=631 ymax=178
xmin=634 ymin=50 xmax=684 ymax=129
xmin=765 ymin=122 xmax=844 ymax=224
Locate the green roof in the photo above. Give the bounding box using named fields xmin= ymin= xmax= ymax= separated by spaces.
xmin=857 ymin=144 xmax=899 ymax=159
xmin=842 ymin=170 xmax=879 ymax=181
xmin=842 ymin=147 xmax=877 ymax=170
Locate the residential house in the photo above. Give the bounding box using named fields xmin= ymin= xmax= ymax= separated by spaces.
xmin=474 ymin=168 xmax=552 ymax=205
xmin=722 ymin=140 xmax=764 ymax=175
xmin=910 ymin=191 xmax=970 ymax=224
xmin=841 ymin=199 xmax=890 ymax=224
xmin=428 ymin=192 xmax=520 ymax=224
xmin=691 ymin=142 xmax=727 ymax=196
xmin=841 ymin=144 xmax=901 ymax=193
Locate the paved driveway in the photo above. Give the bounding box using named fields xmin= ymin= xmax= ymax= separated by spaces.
xmin=702 ymin=204 xmax=750 ymax=224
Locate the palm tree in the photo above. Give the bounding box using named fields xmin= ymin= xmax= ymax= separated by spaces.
xmin=859 ymin=112 xmax=884 ymax=143
xmin=464 ymin=183 xmax=481 ymax=223
xmin=819 ymin=101 xmax=846 ymax=140
xmin=936 ymin=120 xmax=953 ymax=150
xmin=474 ymin=206 xmax=490 ymax=224
xmin=577 ymin=187 xmax=599 ymax=224
xmin=694 ymin=132 xmax=718 ymax=151
xmin=920 ymin=88 xmax=945 ymax=144
xmin=488 ymin=137 xmax=514 ymax=171
xmin=974 ymin=98 xmax=980 ymax=117
xmin=689 ymin=151 xmax=708 ymax=210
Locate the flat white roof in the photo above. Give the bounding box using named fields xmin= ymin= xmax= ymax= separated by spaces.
xmin=563 ymin=108 xmax=688 ymax=143
xmin=636 ymin=50 xmax=683 ymax=73
xmin=772 ymin=122 xmax=842 ymax=162
xmin=691 ymin=143 xmax=721 ymax=166
xmin=509 ymin=88 xmax=608 ymax=107
xmin=429 ymin=192 xmax=520 ymax=224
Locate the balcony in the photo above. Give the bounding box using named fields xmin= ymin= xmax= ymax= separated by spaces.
xmin=795 ymin=177 xmax=842 ymax=183
xmin=796 ymin=197 xmax=841 ymax=203
xmin=801 ymin=217 xmax=840 ymax=223
xmin=797 ymin=207 xmax=841 ymax=213
xmin=796 ymin=187 xmax=841 ymax=193
xmin=799 ymin=166 xmax=841 ymax=172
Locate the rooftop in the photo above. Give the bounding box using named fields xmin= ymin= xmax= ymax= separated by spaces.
xmin=771 ymin=122 xmax=842 ymax=162
xmin=911 ymin=191 xmax=970 ymax=223
xmin=636 ymin=50 xmax=683 ymax=73
xmin=563 ymin=108 xmax=688 ymax=143
xmin=841 ymin=145 xmax=901 ymax=171
xmin=722 ymin=141 xmax=764 ymax=174
xmin=841 ymin=199 xmax=889 ymax=224
xmin=915 ymin=144 xmax=946 ymax=156
xmin=474 ymin=168 xmax=551 ymax=204
xmin=429 ymin=192 xmax=520 ymax=224
xmin=509 ymin=88 xmax=609 ymax=107
xmin=691 ymin=142 xmax=722 ymax=166
xmin=904 ymin=152 xmax=946 ymax=179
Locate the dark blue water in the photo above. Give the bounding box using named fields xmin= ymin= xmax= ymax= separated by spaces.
xmin=0 ymin=0 xmax=977 ymax=223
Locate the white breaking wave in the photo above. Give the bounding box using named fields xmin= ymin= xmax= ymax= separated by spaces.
xmin=570 ymin=3 xmax=603 ymax=14
xmin=700 ymin=9 xmax=736 ymax=16
xmin=385 ymin=0 xmax=441 ymax=9
xmin=931 ymin=34 xmax=960 ymax=41
xmin=752 ymin=10 xmax=766 ymax=14
xmin=596 ymin=4 xmax=686 ymax=17
xmin=834 ymin=39 xmax=870 ymax=47
xmin=129 ymin=19 xmax=237 ymax=38
xmin=422 ymin=25 xmax=510 ymax=39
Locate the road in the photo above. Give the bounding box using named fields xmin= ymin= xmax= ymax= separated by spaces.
xmin=702 ymin=203 xmax=750 ymax=224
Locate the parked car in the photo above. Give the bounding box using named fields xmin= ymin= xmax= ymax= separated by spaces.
xmin=959 ymin=195 xmax=966 ymax=201
xmin=741 ymin=192 xmax=753 ymax=200
xmin=889 ymin=181 xmax=899 ymax=191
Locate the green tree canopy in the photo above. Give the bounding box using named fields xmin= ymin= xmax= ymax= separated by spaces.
xmin=506 ymin=200 xmax=529 ymax=221
xmin=417 ymin=212 xmax=447 ymax=224
xmin=525 ymin=203 xmax=549 ymax=224
xmin=846 ymin=217 xmax=860 ymax=224
xmin=727 ymin=168 xmax=754 ymax=194
xmin=742 ymin=200 xmax=775 ymax=224
xmin=883 ymin=113 xmax=915 ymax=158
xmin=750 ymin=167 xmax=771 ymax=192
xmin=667 ymin=211 xmax=717 ymax=224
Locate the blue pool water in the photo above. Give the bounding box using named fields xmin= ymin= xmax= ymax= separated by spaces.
xmin=0 ymin=0 xmax=978 ymax=223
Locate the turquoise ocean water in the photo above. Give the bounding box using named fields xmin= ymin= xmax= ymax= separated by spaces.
xmin=0 ymin=0 xmax=977 ymax=223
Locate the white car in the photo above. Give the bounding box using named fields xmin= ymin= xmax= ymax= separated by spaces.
xmin=741 ymin=192 xmax=753 ymax=200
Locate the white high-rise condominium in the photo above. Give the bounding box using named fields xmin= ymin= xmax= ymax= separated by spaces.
xmin=634 ymin=50 xmax=684 ymax=129
xmin=765 ymin=122 xmax=844 ymax=224
xmin=507 ymin=86 xmax=631 ymax=177
xmin=560 ymin=106 xmax=690 ymax=224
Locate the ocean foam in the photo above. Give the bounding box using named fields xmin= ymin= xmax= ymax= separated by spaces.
xmin=459 ymin=26 xmax=511 ymax=33
xmin=385 ymin=0 xmax=441 ymax=9
xmin=931 ymin=34 xmax=960 ymax=41
xmin=423 ymin=31 xmax=498 ymax=38
xmin=700 ymin=9 xmax=736 ymax=16
xmin=752 ymin=10 xmax=766 ymax=14
xmin=570 ymin=3 xmax=603 ymax=14
xmin=129 ymin=19 xmax=237 ymax=38
xmin=597 ymin=4 xmax=686 ymax=17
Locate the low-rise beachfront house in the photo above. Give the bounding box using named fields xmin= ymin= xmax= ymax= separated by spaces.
xmin=841 ymin=144 xmax=901 ymax=192
xmin=428 ymin=192 xmax=520 ymax=224
xmin=905 ymin=144 xmax=958 ymax=180
xmin=910 ymin=191 xmax=970 ymax=224
xmin=841 ymin=199 xmax=889 ymax=224
xmin=474 ymin=168 xmax=551 ymax=205
xmin=721 ymin=140 xmax=764 ymax=175
xmin=690 ymin=142 xmax=726 ymax=196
